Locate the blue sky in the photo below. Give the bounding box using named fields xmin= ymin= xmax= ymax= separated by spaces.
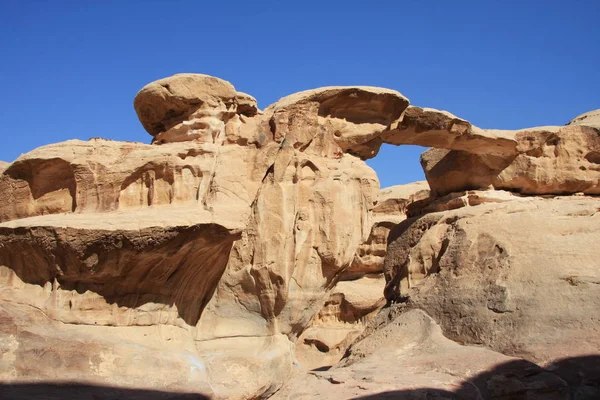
xmin=1 ymin=1 xmax=598 ymax=188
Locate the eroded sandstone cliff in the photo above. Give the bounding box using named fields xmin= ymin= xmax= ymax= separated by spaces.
xmin=0 ymin=74 xmax=598 ymax=399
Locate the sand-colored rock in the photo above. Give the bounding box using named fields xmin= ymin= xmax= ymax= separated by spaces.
xmin=347 ymin=181 xmax=430 ymax=279
xmin=0 ymin=286 xmax=294 ymax=399
xmin=196 ymin=131 xmax=379 ymax=343
xmin=0 ymin=213 xmax=238 ymax=327
xmin=381 ymin=106 xmax=519 ymax=157
xmin=0 ymin=138 xmax=279 ymax=224
xmin=0 ymin=299 xmax=214 ymax=396
xmin=384 ymin=194 xmax=600 ymax=365
xmin=294 ymin=182 xmax=430 ymax=370
xmin=1 ymin=75 xmax=392 ymax=398
xmin=422 ymin=124 xmax=600 ymax=196
xmin=0 ymin=161 xmax=8 ymax=173
xmin=275 ymin=308 xmax=589 ymax=399
xmin=2 ymin=73 xmax=600 ymax=399
xmin=568 ymin=108 xmax=600 ymax=130
xmin=134 ymin=74 xmax=244 ymax=136
xmin=295 ymin=275 xmax=385 ymax=370
xmin=264 ymin=86 xmax=409 ymax=160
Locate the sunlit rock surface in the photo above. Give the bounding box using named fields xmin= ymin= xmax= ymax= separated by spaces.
xmin=1 ymin=73 xmax=599 ymax=399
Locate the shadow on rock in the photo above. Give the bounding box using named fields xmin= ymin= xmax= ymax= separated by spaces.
xmin=0 ymin=382 xmax=211 ymax=400
xmin=352 ymin=355 xmax=600 ymax=400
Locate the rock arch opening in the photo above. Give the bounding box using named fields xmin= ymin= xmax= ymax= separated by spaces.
xmin=366 ymin=144 xmax=427 ymax=188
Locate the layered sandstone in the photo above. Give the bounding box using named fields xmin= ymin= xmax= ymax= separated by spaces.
xmin=0 ymin=75 xmax=408 ymax=398
xmin=1 ymin=72 xmax=599 ymax=399
xmin=278 ymin=191 xmax=600 ymax=399
xmin=347 ymin=180 xmax=430 ymax=279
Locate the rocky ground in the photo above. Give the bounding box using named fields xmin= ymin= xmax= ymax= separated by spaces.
xmin=0 ymin=73 xmax=598 ymax=399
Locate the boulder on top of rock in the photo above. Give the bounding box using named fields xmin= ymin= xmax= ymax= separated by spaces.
xmin=134 ymin=73 xmax=257 ymax=137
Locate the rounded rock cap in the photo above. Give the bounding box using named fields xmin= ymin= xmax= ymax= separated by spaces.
xmin=567 ymin=109 xmax=600 ymax=130
xmin=134 ymin=73 xmax=257 ymax=136
xmin=267 ymin=86 xmax=409 ymax=126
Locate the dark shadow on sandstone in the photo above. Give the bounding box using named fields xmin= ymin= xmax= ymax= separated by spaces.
xmin=383 ymin=213 xmax=443 ymax=304
xmin=0 ymin=382 xmax=211 ymax=400
xmin=0 ymin=223 xmax=238 ymax=326
xmin=351 ymin=355 xmax=600 ymax=400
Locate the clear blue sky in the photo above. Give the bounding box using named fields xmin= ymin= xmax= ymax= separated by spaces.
xmin=1 ymin=1 xmax=598 ymax=188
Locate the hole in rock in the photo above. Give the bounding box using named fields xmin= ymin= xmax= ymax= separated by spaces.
xmin=366 ymin=144 xmax=427 ymax=188
xmin=585 ymin=151 xmax=600 ymax=164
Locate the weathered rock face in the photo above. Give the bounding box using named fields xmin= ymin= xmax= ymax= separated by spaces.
xmin=275 ymin=308 xmax=597 ymax=399
xmin=294 ymin=276 xmax=386 ymax=371
xmin=422 ymin=125 xmax=600 ymax=196
xmin=384 ymin=193 xmax=600 ymax=365
xmin=0 ymin=138 xmax=277 ymax=223
xmin=293 ymin=181 xmax=430 ymax=371
xmin=381 ymin=106 xmax=519 ymax=157
xmin=1 ymin=71 xmax=599 ymax=400
xmin=193 ymin=85 xmax=409 ymax=345
xmin=134 ymin=73 xmax=258 ymax=138
xmin=347 ymin=181 xmax=430 ymax=279
xmin=568 ymin=108 xmax=600 ymax=130
xmin=1 ymin=74 xmax=407 ymax=399
xmin=352 ymin=104 xmax=600 ymax=197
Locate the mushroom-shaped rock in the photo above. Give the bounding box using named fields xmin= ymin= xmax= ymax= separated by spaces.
xmin=265 ymin=86 xmax=410 ymax=159
xmin=134 ymin=74 xmax=258 ymax=139
xmin=567 ymin=108 xmax=600 ymax=130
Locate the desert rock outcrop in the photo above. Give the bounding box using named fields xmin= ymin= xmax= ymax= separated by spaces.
xmin=0 ymin=74 xmax=399 ymax=398
xmin=384 ymin=192 xmax=600 ymax=365
xmin=1 ymin=72 xmax=599 ymax=399
xmin=347 ymin=180 xmax=430 ymax=279
xmin=275 ymin=308 xmax=597 ymax=399
xmin=422 ymin=124 xmax=600 ymax=196
xmin=134 ymin=73 xmax=257 ymax=137
xmin=294 ymin=181 xmax=430 ymax=370
xmin=568 ymin=108 xmax=600 ymax=130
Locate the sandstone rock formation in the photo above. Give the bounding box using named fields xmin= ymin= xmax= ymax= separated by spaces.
xmin=0 ymin=161 xmax=8 ymax=174
xmin=568 ymin=108 xmax=600 ymax=130
xmin=0 ymin=74 xmax=408 ymax=399
xmin=133 ymin=73 xmax=258 ymax=140
xmin=384 ymin=192 xmax=600 ymax=365
xmin=294 ymin=181 xmax=430 ymax=370
xmin=275 ymin=308 xmax=598 ymax=399
xmin=421 ymin=124 xmax=600 ymax=196
xmin=294 ymin=276 xmax=385 ymax=371
xmin=1 ymin=72 xmax=599 ymax=399
xmin=347 ymin=181 xmax=430 ymax=279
